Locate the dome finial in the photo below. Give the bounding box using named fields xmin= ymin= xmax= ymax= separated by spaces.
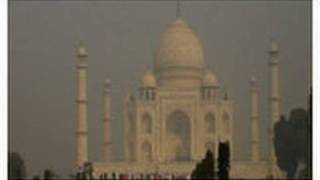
xmin=176 ymin=0 xmax=181 ymax=18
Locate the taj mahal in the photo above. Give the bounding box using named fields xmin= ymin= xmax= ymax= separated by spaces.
xmin=74 ymin=7 xmax=284 ymax=179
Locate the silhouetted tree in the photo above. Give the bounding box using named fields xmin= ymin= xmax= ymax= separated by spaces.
xmin=75 ymin=172 xmax=80 ymax=180
xmin=274 ymin=108 xmax=311 ymax=178
xmin=112 ymin=172 xmax=116 ymax=180
xmin=75 ymin=171 xmax=87 ymax=180
xmin=306 ymin=89 xmax=312 ymax=177
xmin=99 ymin=173 xmax=108 ymax=180
xmin=32 ymin=175 xmax=41 ymax=180
xmin=83 ymin=162 xmax=93 ymax=179
xmin=191 ymin=150 xmax=215 ymax=179
xmin=217 ymin=142 xmax=230 ymax=179
xmin=43 ymin=169 xmax=55 ymax=180
xmin=274 ymin=115 xmax=296 ymax=177
xmin=9 ymin=152 xmax=26 ymax=180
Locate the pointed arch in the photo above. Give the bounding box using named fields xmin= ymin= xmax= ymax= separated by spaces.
xmin=166 ymin=110 xmax=191 ymax=161
xmin=222 ymin=112 xmax=231 ymax=134
xmin=128 ymin=111 xmax=135 ymax=133
xmin=128 ymin=141 xmax=135 ymax=162
xmin=141 ymin=141 xmax=152 ymax=162
xmin=205 ymin=112 xmax=215 ymax=133
xmin=142 ymin=113 xmax=152 ymax=134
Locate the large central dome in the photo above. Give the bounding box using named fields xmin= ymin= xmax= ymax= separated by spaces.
xmin=155 ymin=18 xmax=205 ymax=88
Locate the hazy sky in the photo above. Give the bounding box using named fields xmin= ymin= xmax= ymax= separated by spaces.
xmin=9 ymin=0 xmax=311 ymax=177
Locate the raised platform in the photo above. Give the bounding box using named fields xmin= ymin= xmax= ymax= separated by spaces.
xmin=93 ymin=160 xmax=269 ymax=179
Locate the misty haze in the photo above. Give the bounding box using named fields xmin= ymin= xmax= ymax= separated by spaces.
xmin=9 ymin=1 xmax=311 ymax=179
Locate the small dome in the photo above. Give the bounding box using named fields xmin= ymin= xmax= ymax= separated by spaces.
xmin=142 ymin=70 xmax=157 ymax=87
xmin=203 ymin=69 xmax=218 ymax=87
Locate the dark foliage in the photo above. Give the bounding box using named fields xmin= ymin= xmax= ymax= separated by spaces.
xmin=191 ymin=150 xmax=215 ymax=179
xmin=217 ymin=142 xmax=230 ymax=180
xmin=43 ymin=169 xmax=55 ymax=180
xmin=274 ymin=108 xmax=311 ymax=178
xmin=99 ymin=173 xmax=108 ymax=180
xmin=32 ymin=175 xmax=41 ymax=180
xmin=274 ymin=115 xmax=296 ymax=178
xmin=306 ymin=90 xmax=312 ymax=177
xmin=75 ymin=171 xmax=87 ymax=180
xmin=8 ymin=152 xmax=26 ymax=180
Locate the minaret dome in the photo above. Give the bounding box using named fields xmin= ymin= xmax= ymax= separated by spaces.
xmin=77 ymin=43 xmax=88 ymax=57
xmin=203 ymin=69 xmax=219 ymax=87
xmin=142 ymin=70 xmax=157 ymax=87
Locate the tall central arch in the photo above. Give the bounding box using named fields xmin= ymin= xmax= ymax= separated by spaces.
xmin=166 ymin=110 xmax=191 ymax=161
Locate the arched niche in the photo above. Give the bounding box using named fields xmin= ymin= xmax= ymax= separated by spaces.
xmin=205 ymin=112 xmax=215 ymax=133
xmin=141 ymin=113 xmax=152 ymax=134
xmin=166 ymin=110 xmax=191 ymax=161
xmin=128 ymin=111 xmax=135 ymax=133
xmin=129 ymin=141 xmax=135 ymax=162
xmin=141 ymin=141 xmax=152 ymax=162
xmin=222 ymin=112 xmax=231 ymax=134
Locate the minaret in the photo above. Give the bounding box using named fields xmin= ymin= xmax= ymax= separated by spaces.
xmin=250 ymin=76 xmax=260 ymax=162
xmin=76 ymin=43 xmax=89 ymax=168
xmin=103 ymin=79 xmax=112 ymax=162
xmin=268 ymin=42 xmax=281 ymax=177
